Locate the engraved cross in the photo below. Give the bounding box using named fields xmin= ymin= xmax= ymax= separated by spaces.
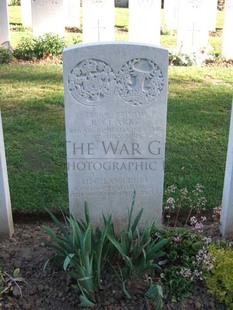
xmin=93 ymin=19 xmax=106 ymax=42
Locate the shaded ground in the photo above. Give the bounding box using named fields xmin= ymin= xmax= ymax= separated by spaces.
xmin=0 ymin=218 xmax=229 ymax=310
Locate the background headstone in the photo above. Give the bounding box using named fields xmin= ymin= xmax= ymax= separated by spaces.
xmin=0 ymin=0 xmax=10 ymax=47
xmin=163 ymin=0 xmax=179 ymax=31
xmin=128 ymin=0 xmax=161 ymax=45
xmin=63 ymin=42 xmax=168 ymax=232
xmin=31 ymin=0 xmax=65 ymax=37
xmin=21 ymin=0 xmax=32 ymax=27
xmin=82 ymin=0 xmax=115 ymax=43
xmin=176 ymin=0 xmax=210 ymax=54
xmin=220 ymin=102 xmax=233 ymax=236
xmin=208 ymin=0 xmax=218 ymax=31
xmin=222 ymin=0 xmax=233 ymax=60
xmin=65 ymin=0 xmax=80 ymax=28
xmin=0 ymin=111 xmax=14 ymax=241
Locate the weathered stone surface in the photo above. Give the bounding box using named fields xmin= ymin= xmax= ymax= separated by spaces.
xmin=63 ymin=42 xmax=168 ymax=232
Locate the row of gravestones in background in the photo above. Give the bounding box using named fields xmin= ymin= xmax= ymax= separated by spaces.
xmin=9 ymin=0 xmax=226 ymax=10
xmin=115 ymin=0 xmax=225 ymax=10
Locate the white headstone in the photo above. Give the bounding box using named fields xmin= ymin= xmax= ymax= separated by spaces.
xmin=63 ymin=42 xmax=168 ymax=232
xmin=21 ymin=0 xmax=32 ymax=27
xmin=163 ymin=0 xmax=179 ymax=31
xmin=66 ymin=0 xmax=80 ymax=28
xmin=128 ymin=0 xmax=161 ymax=45
xmin=82 ymin=0 xmax=115 ymax=43
xmin=0 ymin=0 xmax=10 ymax=47
xmin=0 ymin=112 xmax=14 ymax=240
xmin=220 ymin=102 xmax=233 ymax=236
xmin=222 ymin=0 xmax=233 ymax=60
xmin=208 ymin=0 xmax=218 ymax=31
xmin=31 ymin=0 xmax=65 ymax=38
xmin=176 ymin=0 xmax=210 ymax=54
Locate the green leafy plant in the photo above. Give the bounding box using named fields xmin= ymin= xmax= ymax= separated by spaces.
xmin=43 ymin=204 xmax=114 ymax=306
xmin=43 ymin=195 xmax=168 ymax=308
xmin=13 ymin=37 xmax=36 ymax=60
xmin=106 ymin=193 xmax=168 ymax=309
xmin=13 ymin=34 xmax=66 ymax=60
xmin=33 ymin=33 xmax=65 ymax=58
xmin=145 ymin=282 xmax=164 ymax=310
xmin=0 ymin=47 xmax=13 ymax=64
xmin=0 ymin=268 xmax=26 ymax=300
xmin=8 ymin=0 xmax=21 ymax=5
xmin=204 ymin=243 xmax=233 ymax=310
xmin=159 ymin=228 xmax=205 ymax=302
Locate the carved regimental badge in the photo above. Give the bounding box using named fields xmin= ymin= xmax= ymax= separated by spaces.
xmin=116 ymin=58 xmax=164 ymax=106
xmin=68 ymin=59 xmax=116 ymax=106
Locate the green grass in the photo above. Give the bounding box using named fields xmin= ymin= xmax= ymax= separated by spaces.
xmin=8 ymin=5 xmax=21 ymax=25
xmin=1 ymin=7 xmax=232 ymax=213
xmin=1 ymin=65 xmax=232 ymax=212
xmin=1 ymin=65 xmax=67 ymax=212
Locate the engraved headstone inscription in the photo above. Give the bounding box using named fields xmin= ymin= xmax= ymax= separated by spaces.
xmin=31 ymin=0 xmax=65 ymax=38
xmin=128 ymin=0 xmax=161 ymax=45
xmin=0 ymin=111 xmax=14 ymax=240
xmin=82 ymin=0 xmax=115 ymax=43
xmin=63 ymin=43 xmax=168 ymax=231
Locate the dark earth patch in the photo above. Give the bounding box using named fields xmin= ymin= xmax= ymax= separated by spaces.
xmin=0 ymin=219 xmax=229 ymax=310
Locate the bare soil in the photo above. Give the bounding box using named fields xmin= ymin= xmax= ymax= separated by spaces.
xmin=0 ymin=216 xmax=230 ymax=310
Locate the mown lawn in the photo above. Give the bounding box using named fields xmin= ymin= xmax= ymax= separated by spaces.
xmin=1 ymin=6 xmax=232 ymax=213
xmin=1 ymin=64 xmax=232 ymax=212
